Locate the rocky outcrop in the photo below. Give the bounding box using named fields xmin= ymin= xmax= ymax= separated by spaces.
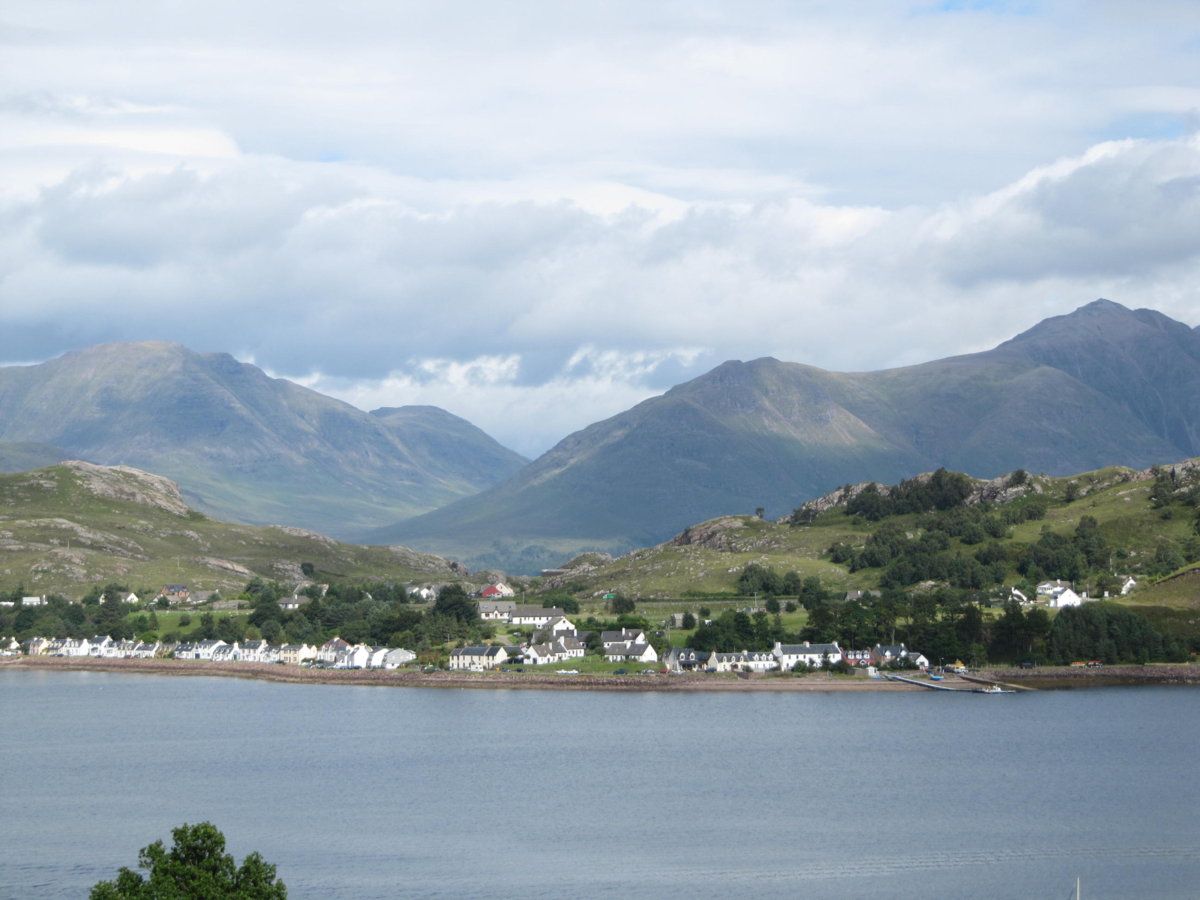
xmin=63 ymin=460 xmax=191 ymax=517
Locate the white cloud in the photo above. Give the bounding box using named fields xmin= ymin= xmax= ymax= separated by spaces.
xmin=0 ymin=2 xmax=1198 ymax=454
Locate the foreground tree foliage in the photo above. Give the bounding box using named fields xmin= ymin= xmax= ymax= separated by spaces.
xmin=90 ymin=822 xmax=286 ymax=899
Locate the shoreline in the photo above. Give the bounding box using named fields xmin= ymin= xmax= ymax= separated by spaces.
xmin=5 ymin=656 xmax=1200 ymax=691
xmin=1 ymin=656 xmax=918 ymax=692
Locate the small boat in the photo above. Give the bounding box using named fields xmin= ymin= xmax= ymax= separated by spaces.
xmin=977 ymin=684 xmax=1014 ymax=694
xmin=929 ymin=674 xmax=943 ymax=681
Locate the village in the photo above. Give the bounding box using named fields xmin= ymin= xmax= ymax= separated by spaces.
xmin=3 ymin=589 xmax=934 ymax=679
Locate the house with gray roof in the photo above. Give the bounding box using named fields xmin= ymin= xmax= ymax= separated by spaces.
xmin=773 ymin=641 xmax=843 ymax=671
xmin=449 ymin=645 xmax=509 ymax=672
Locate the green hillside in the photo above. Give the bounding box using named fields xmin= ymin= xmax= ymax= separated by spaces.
xmin=536 ymin=461 xmax=1200 ymax=608
xmin=0 ymin=462 xmax=461 ymax=598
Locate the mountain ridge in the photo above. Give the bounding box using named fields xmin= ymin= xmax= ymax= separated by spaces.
xmin=374 ymin=299 xmax=1200 ymax=571
xmin=0 ymin=342 xmax=527 ymax=537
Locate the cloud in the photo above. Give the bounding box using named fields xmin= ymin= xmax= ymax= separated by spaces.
xmin=0 ymin=2 xmax=1198 ymax=453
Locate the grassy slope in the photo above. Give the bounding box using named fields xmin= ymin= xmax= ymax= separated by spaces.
xmin=538 ymin=465 xmax=1200 ymax=609
xmin=0 ymin=464 xmax=458 ymax=598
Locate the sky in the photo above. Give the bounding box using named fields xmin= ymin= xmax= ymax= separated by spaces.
xmin=1 ymin=1 xmax=1199 ymax=457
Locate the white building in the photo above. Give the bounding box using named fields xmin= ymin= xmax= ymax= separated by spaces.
xmin=382 ymin=648 xmax=417 ymax=669
xmin=317 ymin=637 xmax=351 ymax=664
xmin=479 ymin=600 xmax=517 ymax=621
xmin=604 ymin=641 xmax=658 ymax=664
xmin=510 ymin=606 xmax=565 ymax=628
xmin=1052 ymin=588 xmax=1084 ymax=608
xmin=773 ymin=641 xmax=843 ymax=670
xmin=710 ymin=650 xmax=777 ymax=673
xmin=449 ymin=645 xmax=508 ymax=671
xmin=21 ymin=596 xmax=47 ymax=607
xmin=334 ymin=645 xmax=372 ymax=669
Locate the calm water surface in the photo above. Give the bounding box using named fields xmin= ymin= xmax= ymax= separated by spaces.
xmin=2 ymin=670 xmax=1198 ymax=898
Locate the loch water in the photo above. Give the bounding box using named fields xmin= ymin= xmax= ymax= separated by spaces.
xmin=2 ymin=669 xmax=1198 ymax=898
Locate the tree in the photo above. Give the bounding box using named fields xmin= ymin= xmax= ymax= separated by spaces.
xmin=610 ymin=593 xmax=636 ymax=615
xmin=90 ymin=821 xmax=286 ymax=899
xmin=681 ymin=611 xmax=697 ymax=630
xmin=432 ymin=584 xmax=477 ymax=623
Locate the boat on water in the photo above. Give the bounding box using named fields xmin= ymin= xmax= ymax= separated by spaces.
xmin=977 ymin=684 xmax=1014 ymax=694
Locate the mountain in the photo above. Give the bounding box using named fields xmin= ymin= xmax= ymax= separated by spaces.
xmin=374 ymin=300 xmax=1200 ymax=571
xmin=0 ymin=342 xmax=526 ymax=536
xmin=369 ymin=405 xmax=528 ymax=487
xmin=0 ymin=461 xmax=462 ymax=596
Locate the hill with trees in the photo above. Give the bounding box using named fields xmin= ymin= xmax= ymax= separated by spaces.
xmin=529 ymin=459 xmax=1200 ymax=665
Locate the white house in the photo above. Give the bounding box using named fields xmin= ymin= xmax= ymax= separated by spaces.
xmin=212 ymin=643 xmax=238 ymax=662
xmin=663 ymin=648 xmax=715 ymax=672
xmin=523 ymin=642 xmax=561 ymax=665
xmin=773 ymin=641 xmax=843 ymax=670
xmin=192 ymin=639 xmax=228 ymax=661
xmin=0 ymin=637 xmax=20 ymax=656
xmin=604 ymin=641 xmax=658 ymax=664
xmin=317 ymin=637 xmax=351 ymax=664
xmin=334 ymin=644 xmax=372 ymax=669
xmin=120 ymin=592 xmax=140 ymax=604
xmin=88 ymin=635 xmax=113 ymax=657
xmin=479 ymin=600 xmax=517 ymax=621
xmin=537 ymin=617 xmax=578 ymax=639
xmin=21 ymin=596 xmax=47 ymax=607
xmin=1036 ymin=580 xmax=1071 ymax=600
xmin=131 ymin=641 xmax=161 ymax=659
xmin=382 ymin=648 xmax=417 ymax=669
xmin=236 ymin=640 xmax=272 ymax=662
xmin=510 ymin=606 xmax=565 ymax=628
xmin=873 ymin=644 xmax=929 ymax=669
xmin=1052 ymin=588 xmax=1084 ymax=608
xmin=409 ymin=586 xmax=436 ymax=601
xmin=106 ymin=639 xmax=138 ymax=658
xmin=61 ymin=637 xmax=92 ymax=657
xmin=367 ymin=646 xmax=392 ymax=669
xmin=601 ymin=628 xmax=646 ymax=651
xmin=556 ymin=637 xmax=586 ymax=659
xmin=1120 ymin=576 xmax=1138 ymax=596
xmin=1010 ymin=587 xmax=1029 ymax=604
xmin=449 ymin=645 xmax=508 ymax=671
xmin=710 ymin=650 xmax=777 ymax=673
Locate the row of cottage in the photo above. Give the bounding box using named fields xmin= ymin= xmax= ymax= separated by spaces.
xmin=451 ymin=610 xmax=929 ymax=674
xmin=450 ymin=619 xmax=657 ymax=670
xmin=19 ymin=635 xmax=417 ymax=670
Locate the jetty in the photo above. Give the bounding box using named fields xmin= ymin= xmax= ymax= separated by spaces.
xmin=883 ymin=674 xmax=971 ymax=692
xmin=883 ymin=673 xmax=1019 ymax=694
